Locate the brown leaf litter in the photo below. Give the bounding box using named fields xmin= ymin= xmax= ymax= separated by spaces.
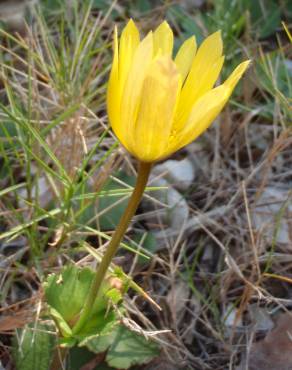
xmin=241 ymin=312 xmax=292 ymax=370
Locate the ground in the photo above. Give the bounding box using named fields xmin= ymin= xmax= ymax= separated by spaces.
xmin=0 ymin=1 xmax=291 ymax=369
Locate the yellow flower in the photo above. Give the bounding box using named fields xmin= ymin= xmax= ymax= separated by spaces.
xmin=107 ymin=20 xmax=250 ymax=163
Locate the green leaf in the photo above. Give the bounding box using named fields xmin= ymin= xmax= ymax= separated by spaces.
xmin=84 ymin=325 xmax=159 ymax=369
xmin=248 ymin=0 xmax=281 ymax=38
xmin=80 ymin=326 xmax=115 ymax=354
xmin=44 ymin=265 xmax=95 ymax=323
xmin=92 ymin=0 xmax=111 ymax=8
xmin=259 ymin=5 xmax=280 ymax=38
xmin=107 ymin=326 xmax=159 ymax=369
xmin=77 ymin=310 xmax=119 ymax=341
xmin=98 ymin=172 xmax=135 ymax=230
xmin=49 ymin=308 xmax=73 ymax=338
xmin=130 ymin=231 xmax=158 ymax=264
xmin=67 ymin=346 xmax=96 ymax=370
xmin=12 ymin=322 xmax=56 ymax=370
xmin=105 ymin=288 xmax=123 ymax=304
xmin=135 ymin=0 xmax=152 ymax=13
xmin=44 ymin=265 xmax=123 ymax=340
xmin=0 ymin=208 xmax=61 ymax=241
xmin=67 ymin=346 xmax=116 ymax=370
xmin=0 ymin=183 xmax=26 ymax=197
xmin=166 ymin=5 xmax=204 ymax=44
xmin=59 ymin=336 xmax=77 ymax=348
xmin=0 ymin=120 xmax=17 ymax=135
xmin=74 ymin=171 xmax=136 ymax=230
xmin=44 ymin=265 xmax=115 ymax=323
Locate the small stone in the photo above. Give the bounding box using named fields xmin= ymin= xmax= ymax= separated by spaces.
xmin=223 ymin=304 xmax=242 ymax=329
xmin=18 ymin=177 xmax=52 ymax=208
xmin=249 ymin=304 xmax=274 ymax=332
xmin=284 ymin=59 xmax=292 ymax=73
xmin=252 ymin=187 xmax=292 ymax=245
xmin=143 ymin=177 xmax=189 ymax=232
xmin=223 ymin=304 xmax=242 ymax=338
xmin=201 ymin=244 xmax=213 ymax=263
xmin=0 ymin=0 xmax=35 ymax=35
xmin=152 ymin=158 xmax=195 ymax=191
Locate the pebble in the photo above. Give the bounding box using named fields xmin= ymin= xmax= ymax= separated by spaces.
xmin=144 ymin=177 xmax=189 ymax=231
xmin=152 ymin=158 xmax=195 ymax=191
xmin=252 ymin=186 xmax=292 ymax=244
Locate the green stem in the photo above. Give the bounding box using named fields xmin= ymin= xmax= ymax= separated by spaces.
xmin=72 ymin=161 xmax=152 ymax=335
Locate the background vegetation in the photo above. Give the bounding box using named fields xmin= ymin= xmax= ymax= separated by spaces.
xmin=0 ymin=0 xmax=291 ymax=369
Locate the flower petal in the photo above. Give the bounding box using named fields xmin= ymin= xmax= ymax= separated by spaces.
xmin=133 ymin=56 xmax=181 ymax=162
xmin=107 ymin=26 xmax=119 ymax=130
xmin=119 ymin=32 xmax=154 ymax=152
xmin=168 ymin=60 xmax=251 ymax=154
xmin=224 ymin=60 xmax=251 ymax=90
xmin=174 ymin=35 xmax=197 ymax=82
xmin=174 ymin=31 xmax=224 ymax=129
xmin=177 ymin=85 xmax=228 ymax=149
xmin=153 ymin=21 xmax=173 ymax=56
xmin=119 ymin=19 xmax=140 ymax=93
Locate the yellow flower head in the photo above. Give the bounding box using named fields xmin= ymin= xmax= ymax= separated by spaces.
xmin=107 ymin=20 xmax=250 ymax=162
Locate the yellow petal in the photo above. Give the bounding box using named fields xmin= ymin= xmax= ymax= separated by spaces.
xmin=133 ymin=56 xmax=181 ymax=162
xmin=119 ymin=32 xmax=154 ymax=152
xmin=224 ymin=60 xmax=251 ymax=90
xmin=153 ymin=21 xmax=173 ymax=56
xmin=169 ymin=60 xmax=251 ymax=153
xmin=176 ymin=85 xmax=229 ymax=150
xmin=174 ymin=36 xmax=197 ymax=82
xmin=175 ymin=56 xmax=224 ymax=131
xmin=175 ymin=31 xmax=224 ymax=129
xmin=107 ymin=26 xmax=119 ymax=130
xmin=119 ymin=19 xmax=140 ymax=93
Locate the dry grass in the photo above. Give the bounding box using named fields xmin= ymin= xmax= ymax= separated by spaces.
xmin=0 ymin=1 xmax=291 ymax=369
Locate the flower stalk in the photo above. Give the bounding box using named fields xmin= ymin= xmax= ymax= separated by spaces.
xmin=72 ymin=18 xmax=250 ymax=337
xmin=72 ymin=161 xmax=152 ymax=335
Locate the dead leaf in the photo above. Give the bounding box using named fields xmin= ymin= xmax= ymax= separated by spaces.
xmin=244 ymin=312 xmax=292 ymax=370
xmin=0 ymin=310 xmax=33 ymax=332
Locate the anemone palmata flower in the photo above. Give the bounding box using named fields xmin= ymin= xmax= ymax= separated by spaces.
xmin=107 ymin=20 xmax=250 ymax=163
xmin=72 ymin=22 xmax=250 ymax=332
